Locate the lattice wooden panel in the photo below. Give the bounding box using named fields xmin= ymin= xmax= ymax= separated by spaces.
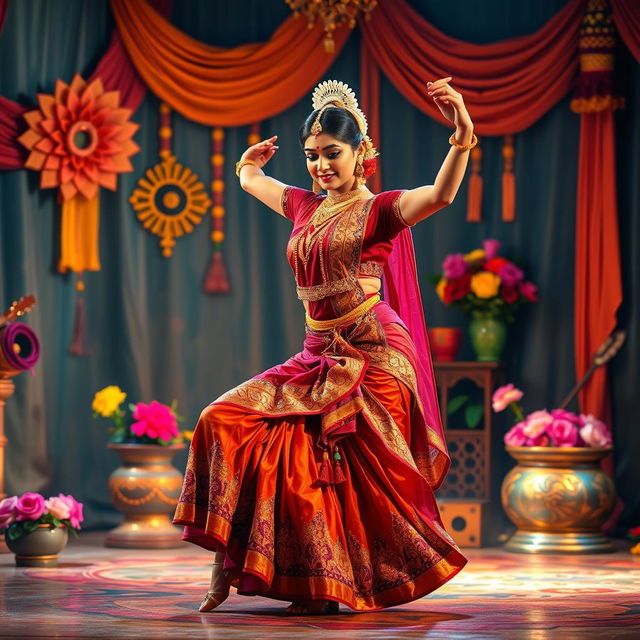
xmin=437 ymin=433 xmax=487 ymax=499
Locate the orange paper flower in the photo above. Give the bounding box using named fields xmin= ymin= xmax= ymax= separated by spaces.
xmin=18 ymin=74 xmax=139 ymax=200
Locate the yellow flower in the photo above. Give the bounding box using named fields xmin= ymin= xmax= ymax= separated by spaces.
xmin=181 ymin=430 xmax=194 ymax=442
xmin=92 ymin=385 xmax=126 ymax=417
xmin=436 ymin=278 xmax=448 ymax=302
xmin=464 ymin=249 xmax=486 ymax=262
xmin=470 ymin=271 xmax=501 ymax=299
xmin=631 ymin=542 xmax=640 ymax=555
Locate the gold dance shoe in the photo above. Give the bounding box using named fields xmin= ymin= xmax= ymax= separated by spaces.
xmin=199 ymin=561 xmax=231 ymax=612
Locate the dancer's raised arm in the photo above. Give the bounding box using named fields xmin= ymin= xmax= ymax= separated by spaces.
xmin=399 ymin=77 xmax=476 ymax=226
xmin=236 ymin=135 xmax=288 ymax=215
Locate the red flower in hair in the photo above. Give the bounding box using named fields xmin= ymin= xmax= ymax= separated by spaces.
xmin=362 ymin=157 xmax=377 ymax=178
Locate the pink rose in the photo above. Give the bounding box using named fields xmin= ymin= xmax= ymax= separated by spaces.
xmin=15 ymin=492 xmax=46 ymax=522
xmin=0 ymin=496 xmax=18 ymax=529
xmin=131 ymin=401 xmax=179 ymax=442
xmin=522 ymin=410 xmax=553 ymax=438
xmin=548 ymin=418 xmax=579 ymax=447
xmin=56 ymin=494 xmax=84 ymax=529
xmin=520 ymin=281 xmax=538 ymax=302
xmin=492 ymin=384 xmax=524 ymax=412
xmin=551 ymin=409 xmax=580 ymax=424
xmin=45 ymin=496 xmax=72 ymax=521
xmin=579 ymin=414 xmax=612 ymax=447
xmin=504 ymin=422 xmax=528 ymax=446
xmin=498 ymin=263 xmax=524 ymax=287
xmin=482 ymin=238 xmax=500 ymax=260
xmin=528 ymin=433 xmax=551 ymax=446
xmin=442 ymin=253 xmax=468 ymax=279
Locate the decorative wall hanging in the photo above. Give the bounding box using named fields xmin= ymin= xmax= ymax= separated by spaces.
xmin=17 ymin=74 xmax=139 ymax=354
xmin=502 ymin=135 xmax=515 ymax=222
xmin=129 ymin=103 xmax=210 ymax=257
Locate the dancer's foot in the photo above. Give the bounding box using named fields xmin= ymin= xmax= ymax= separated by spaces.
xmin=199 ymin=560 xmax=231 ymax=612
xmin=285 ymin=599 xmax=339 ymax=615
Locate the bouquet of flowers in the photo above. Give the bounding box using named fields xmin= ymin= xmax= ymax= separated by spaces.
xmin=435 ymin=239 xmax=538 ymax=322
xmin=492 ymin=383 xmax=612 ymax=447
xmin=0 ymin=492 xmax=83 ymax=541
xmin=92 ymin=385 xmax=193 ymax=445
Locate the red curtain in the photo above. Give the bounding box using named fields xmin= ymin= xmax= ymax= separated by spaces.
xmin=611 ymin=0 xmax=640 ymax=62
xmin=359 ymin=0 xmax=584 ymax=135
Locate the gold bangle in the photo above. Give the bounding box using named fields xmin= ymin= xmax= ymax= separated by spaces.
xmin=449 ymin=132 xmax=478 ymax=150
xmin=235 ymin=159 xmax=259 ymax=177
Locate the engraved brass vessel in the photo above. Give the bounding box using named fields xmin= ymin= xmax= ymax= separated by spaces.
xmin=106 ymin=443 xmax=186 ymax=548
xmin=501 ymin=446 xmax=615 ymax=553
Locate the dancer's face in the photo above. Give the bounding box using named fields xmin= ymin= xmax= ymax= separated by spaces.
xmin=303 ymin=133 xmax=361 ymax=195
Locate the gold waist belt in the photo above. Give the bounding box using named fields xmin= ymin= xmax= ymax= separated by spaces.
xmin=305 ymin=294 xmax=381 ymax=332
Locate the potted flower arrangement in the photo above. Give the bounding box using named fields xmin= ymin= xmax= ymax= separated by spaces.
xmin=92 ymin=385 xmax=192 ymax=548
xmin=492 ymin=383 xmax=616 ymax=554
xmin=435 ymin=239 xmax=538 ymax=361
xmin=0 ymin=492 xmax=84 ymax=566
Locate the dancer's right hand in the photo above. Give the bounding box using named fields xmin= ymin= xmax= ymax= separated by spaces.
xmin=240 ymin=135 xmax=279 ymax=169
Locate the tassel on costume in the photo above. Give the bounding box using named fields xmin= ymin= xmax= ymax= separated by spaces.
xmin=203 ymin=250 xmax=230 ymax=293
xmin=317 ymin=450 xmax=334 ymax=486
xmin=333 ymin=447 xmax=346 ymax=484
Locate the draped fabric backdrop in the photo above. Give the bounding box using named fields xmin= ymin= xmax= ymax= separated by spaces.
xmin=0 ymin=0 xmax=638 ymax=530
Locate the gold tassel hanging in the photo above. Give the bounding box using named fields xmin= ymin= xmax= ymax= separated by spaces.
xmin=502 ymin=134 xmax=515 ymax=222
xmin=466 ymin=141 xmax=482 ymax=222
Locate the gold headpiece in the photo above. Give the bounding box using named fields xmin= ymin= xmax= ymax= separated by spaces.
xmin=310 ymin=80 xmax=378 ymax=161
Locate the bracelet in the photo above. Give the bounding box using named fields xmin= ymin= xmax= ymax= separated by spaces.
xmin=235 ymin=159 xmax=259 ymax=177
xmin=449 ymin=132 xmax=478 ymax=150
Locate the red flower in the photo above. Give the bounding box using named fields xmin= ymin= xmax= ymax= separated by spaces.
xmin=629 ymin=526 xmax=640 ymax=537
xmin=484 ymin=257 xmax=509 ymax=274
xmin=444 ymin=273 xmax=471 ymax=303
xmin=501 ymin=285 xmax=519 ymax=304
xmin=362 ymin=157 xmax=377 ymax=178
xmin=520 ymin=281 xmax=539 ymax=302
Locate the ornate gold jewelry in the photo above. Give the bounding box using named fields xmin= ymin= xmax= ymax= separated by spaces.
xmin=449 ymin=132 xmax=478 ymax=150
xmin=354 ymin=154 xmax=365 ymax=186
xmin=235 ymin=159 xmax=259 ymax=177
xmin=312 ymin=179 xmax=322 ymax=194
xmin=305 ymin=294 xmax=381 ymax=331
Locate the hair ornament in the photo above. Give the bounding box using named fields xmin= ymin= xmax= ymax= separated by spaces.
xmin=310 ymin=80 xmax=368 ymax=138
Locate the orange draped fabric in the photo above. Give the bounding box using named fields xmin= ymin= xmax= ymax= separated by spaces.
xmin=359 ymin=0 xmax=583 ymax=136
xmin=109 ymin=0 xmax=350 ymax=126
xmin=574 ymin=111 xmax=622 ymax=422
xmin=611 ymin=0 xmax=640 ymax=63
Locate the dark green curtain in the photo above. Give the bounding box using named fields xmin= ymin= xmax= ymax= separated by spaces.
xmin=0 ymin=0 xmax=637 ymax=531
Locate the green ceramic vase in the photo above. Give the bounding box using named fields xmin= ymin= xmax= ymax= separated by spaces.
xmin=469 ymin=315 xmax=507 ymax=361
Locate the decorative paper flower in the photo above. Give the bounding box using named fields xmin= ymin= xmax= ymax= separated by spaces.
xmin=504 ymin=422 xmax=528 ymax=446
xmin=18 ymin=74 xmax=139 ymax=201
xmin=0 ymin=496 xmax=18 ymax=529
xmin=482 ymin=238 xmax=500 ymax=260
xmin=522 ymin=410 xmax=553 ymax=438
xmin=131 ymin=400 xmax=179 ymax=442
xmin=498 ymin=263 xmax=524 ymax=287
xmin=492 ymin=384 xmax=524 ymax=412
xmin=92 ymin=385 xmax=127 ymax=417
xmin=15 ymin=492 xmax=46 ymax=522
xmin=470 ymin=271 xmax=500 ymax=299
xmin=548 ymin=418 xmax=579 ymax=447
xmin=579 ymin=414 xmax=612 ymax=447
xmin=442 ymin=253 xmax=467 ymax=279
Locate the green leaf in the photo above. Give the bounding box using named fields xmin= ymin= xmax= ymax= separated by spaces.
xmin=465 ymin=404 xmax=484 ymax=428
xmin=447 ymin=395 xmax=469 ymax=415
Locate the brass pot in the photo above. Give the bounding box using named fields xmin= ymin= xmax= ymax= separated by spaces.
xmin=106 ymin=443 xmax=186 ymax=548
xmin=6 ymin=523 xmax=68 ymax=566
xmin=501 ymin=446 xmax=616 ymax=553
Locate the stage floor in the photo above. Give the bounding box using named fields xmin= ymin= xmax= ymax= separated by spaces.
xmin=1 ymin=531 xmax=639 ymax=639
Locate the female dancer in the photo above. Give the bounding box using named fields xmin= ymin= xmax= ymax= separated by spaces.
xmin=173 ymin=78 xmax=476 ymax=615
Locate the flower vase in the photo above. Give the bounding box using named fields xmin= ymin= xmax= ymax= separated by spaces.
xmin=428 ymin=327 xmax=462 ymax=361
xmin=469 ymin=315 xmax=506 ymax=362
xmin=6 ymin=523 xmax=68 ymax=566
xmin=106 ymin=443 xmax=186 ymax=548
xmin=501 ymin=446 xmax=616 ymax=553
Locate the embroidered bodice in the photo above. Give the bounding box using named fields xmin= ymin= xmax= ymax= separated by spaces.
xmin=282 ymin=187 xmax=409 ymax=321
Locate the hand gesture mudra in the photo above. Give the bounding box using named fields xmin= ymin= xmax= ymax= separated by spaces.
xmin=427 ymin=77 xmax=472 ymax=129
xmin=241 ymin=135 xmax=279 ymax=169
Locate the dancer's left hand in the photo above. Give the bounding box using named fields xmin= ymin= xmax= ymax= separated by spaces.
xmin=427 ymin=77 xmax=472 ymax=130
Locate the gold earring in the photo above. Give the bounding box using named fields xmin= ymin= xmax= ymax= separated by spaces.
xmin=312 ymin=179 xmax=321 ymax=194
xmin=354 ymin=155 xmax=365 ymax=186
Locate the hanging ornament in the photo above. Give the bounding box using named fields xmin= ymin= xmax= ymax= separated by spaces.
xmin=466 ymin=141 xmax=483 ymax=222
xmin=502 ymin=135 xmax=515 ymax=222
xmin=129 ymin=103 xmax=210 ymax=257
xmin=203 ymin=126 xmax=230 ymax=293
xmin=17 ymin=74 xmax=140 ymax=354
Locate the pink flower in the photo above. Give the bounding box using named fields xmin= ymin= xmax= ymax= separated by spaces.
xmin=56 ymin=494 xmax=84 ymax=529
xmin=482 ymin=238 xmax=500 ymax=260
xmin=504 ymin=421 xmax=528 ymax=446
xmin=499 ymin=263 xmax=524 ymax=287
xmin=45 ymin=496 xmax=71 ymax=521
xmin=520 ymin=281 xmax=538 ymax=302
xmin=551 ymin=409 xmax=580 ymax=424
xmin=442 ymin=253 xmax=468 ymax=279
xmin=522 ymin=410 xmax=553 ymax=438
xmin=548 ymin=418 xmax=579 ymax=447
xmin=131 ymin=401 xmax=179 ymax=442
xmin=0 ymin=496 xmax=18 ymax=529
xmin=579 ymin=414 xmax=612 ymax=447
xmin=492 ymin=384 xmax=524 ymax=412
xmin=15 ymin=492 xmax=46 ymax=522
xmin=528 ymin=433 xmax=551 ymax=446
